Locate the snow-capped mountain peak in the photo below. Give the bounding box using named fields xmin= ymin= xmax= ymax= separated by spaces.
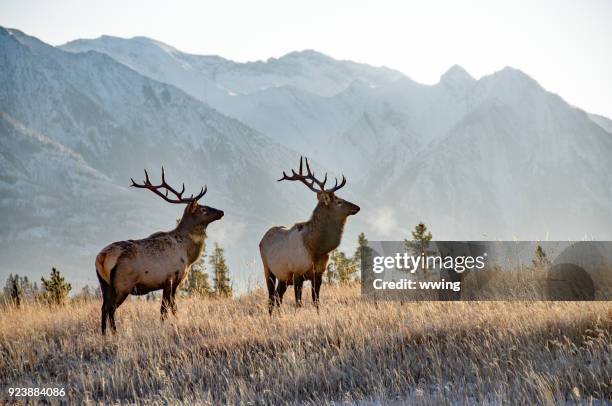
xmin=440 ymin=64 xmax=475 ymax=89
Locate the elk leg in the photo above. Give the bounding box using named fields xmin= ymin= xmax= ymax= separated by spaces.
xmin=101 ymin=302 xmax=109 ymax=335
xmin=98 ymin=274 xmax=116 ymax=335
xmin=276 ymin=280 xmax=288 ymax=306
xmin=161 ymin=286 xmax=172 ymax=321
xmin=170 ymin=283 xmax=179 ymax=316
xmin=170 ymin=298 xmax=178 ymax=316
xmin=108 ymin=291 xmax=129 ymax=333
xmin=294 ymin=276 xmax=304 ymax=308
xmin=312 ymin=273 xmax=323 ymax=312
xmin=265 ymin=270 xmax=276 ymax=316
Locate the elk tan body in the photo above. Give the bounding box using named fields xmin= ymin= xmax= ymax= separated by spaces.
xmin=96 ymin=228 xmax=203 ymax=294
xmin=259 ymin=158 xmax=359 ymax=314
xmin=95 ymin=169 xmax=223 ymax=334
xmin=260 ymin=225 xmax=312 ymax=282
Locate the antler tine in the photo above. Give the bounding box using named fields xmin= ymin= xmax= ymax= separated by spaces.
xmin=193 ymin=185 xmax=207 ymax=201
xmin=328 ymin=175 xmax=347 ymax=193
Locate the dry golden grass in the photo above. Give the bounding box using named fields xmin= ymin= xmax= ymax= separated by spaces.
xmin=0 ymin=286 xmax=610 ymax=404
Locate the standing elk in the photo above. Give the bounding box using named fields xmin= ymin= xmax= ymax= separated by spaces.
xmin=259 ymin=157 xmax=360 ymax=314
xmin=95 ymin=168 xmax=223 ymax=334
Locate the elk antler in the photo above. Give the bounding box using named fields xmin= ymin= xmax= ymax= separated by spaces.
xmin=278 ymin=157 xmax=346 ymax=193
xmin=130 ymin=167 xmax=207 ymax=204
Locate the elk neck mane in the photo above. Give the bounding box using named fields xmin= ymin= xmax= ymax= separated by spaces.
xmin=174 ymin=218 xmax=207 ymax=264
xmin=302 ymin=202 xmax=347 ymax=259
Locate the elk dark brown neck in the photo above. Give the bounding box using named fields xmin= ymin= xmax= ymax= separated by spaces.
xmin=303 ymin=202 xmax=347 ymax=259
xmin=175 ymin=215 xmax=207 ymax=264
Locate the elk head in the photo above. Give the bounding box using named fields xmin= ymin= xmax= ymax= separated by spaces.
xmin=131 ymin=168 xmax=224 ymax=233
xmin=278 ymin=157 xmax=360 ymax=218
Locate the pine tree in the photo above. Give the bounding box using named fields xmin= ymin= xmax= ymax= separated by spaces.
xmin=337 ymin=251 xmax=358 ymax=285
xmin=353 ymin=232 xmax=368 ymax=272
xmin=40 ymin=267 xmax=72 ymax=305
xmin=531 ymin=244 xmax=551 ymax=271
xmin=21 ymin=277 xmax=40 ymax=302
xmin=3 ymin=274 xmax=24 ymax=306
xmin=405 ymin=222 xmax=433 ymax=255
xmin=327 ymin=249 xmax=358 ymax=285
xmin=210 ymin=243 xmax=232 ymax=297
xmin=182 ymin=254 xmax=212 ymax=297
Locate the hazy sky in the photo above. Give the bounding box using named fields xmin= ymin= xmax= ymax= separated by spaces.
xmin=1 ymin=0 xmax=611 ymax=117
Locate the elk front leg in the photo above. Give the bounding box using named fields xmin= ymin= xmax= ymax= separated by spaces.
xmin=311 ymin=256 xmax=328 ymax=313
xmin=276 ymin=280 xmax=288 ymax=307
xmin=294 ymin=275 xmax=304 ymax=308
xmin=170 ymin=281 xmax=179 ymax=316
xmin=161 ymin=286 xmax=172 ymax=321
xmin=311 ymin=273 xmax=322 ymax=309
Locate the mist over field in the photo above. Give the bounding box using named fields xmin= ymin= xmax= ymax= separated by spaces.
xmin=2 ymin=26 xmax=612 ymax=290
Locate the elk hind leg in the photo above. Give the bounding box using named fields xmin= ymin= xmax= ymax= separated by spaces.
xmin=98 ymin=269 xmax=116 ymax=335
xmin=265 ymin=269 xmax=276 ymax=316
xmin=108 ymin=290 xmax=129 ymax=333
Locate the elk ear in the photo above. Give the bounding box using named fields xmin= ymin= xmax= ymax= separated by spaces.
xmin=317 ymin=192 xmax=331 ymax=206
xmin=189 ymin=201 xmax=199 ymax=213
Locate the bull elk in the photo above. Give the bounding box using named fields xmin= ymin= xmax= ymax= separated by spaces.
xmin=259 ymin=157 xmax=359 ymax=314
xmin=95 ymin=168 xmax=223 ymax=334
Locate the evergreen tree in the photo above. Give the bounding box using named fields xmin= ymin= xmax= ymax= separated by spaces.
xmin=182 ymin=254 xmax=212 ymax=297
xmin=531 ymin=244 xmax=551 ymax=270
xmin=405 ymin=222 xmax=433 ymax=255
xmin=337 ymin=251 xmax=358 ymax=285
xmin=210 ymin=243 xmax=232 ymax=297
xmin=327 ymin=249 xmax=358 ymax=285
xmin=40 ymin=267 xmax=72 ymax=305
xmin=353 ymin=232 xmax=368 ymax=272
xmin=3 ymin=274 xmax=24 ymax=306
xmin=21 ymin=277 xmax=40 ymax=302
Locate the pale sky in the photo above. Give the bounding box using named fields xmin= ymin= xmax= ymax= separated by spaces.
xmin=1 ymin=0 xmax=611 ymax=117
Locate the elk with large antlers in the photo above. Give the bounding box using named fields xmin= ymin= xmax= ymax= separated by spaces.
xmin=95 ymin=168 xmax=223 ymax=334
xmin=259 ymin=157 xmax=360 ymax=314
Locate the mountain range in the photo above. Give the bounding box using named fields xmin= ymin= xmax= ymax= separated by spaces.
xmin=2 ymin=27 xmax=612 ymax=289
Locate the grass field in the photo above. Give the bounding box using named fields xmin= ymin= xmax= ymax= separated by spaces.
xmin=0 ymin=285 xmax=610 ymax=404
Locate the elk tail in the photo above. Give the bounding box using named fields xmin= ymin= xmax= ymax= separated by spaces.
xmin=95 ymin=248 xmax=121 ymax=286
